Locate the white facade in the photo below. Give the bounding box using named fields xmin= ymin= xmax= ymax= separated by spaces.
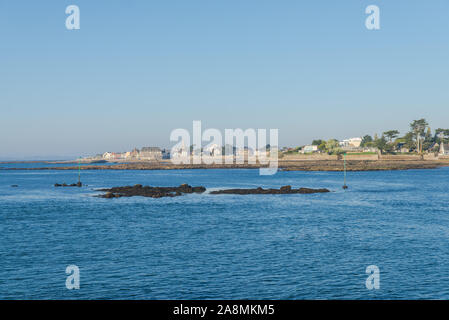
xmin=204 ymin=143 xmax=221 ymax=156
xmin=340 ymin=137 xmax=362 ymax=148
xmin=102 ymin=152 xmax=113 ymax=159
xmin=440 ymin=143 xmax=449 ymax=155
xmin=303 ymin=145 xmax=319 ymax=153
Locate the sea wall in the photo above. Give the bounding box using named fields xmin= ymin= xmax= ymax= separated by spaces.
xmin=283 ymin=153 xmax=445 ymax=161
xmin=283 ymin=153 xmax=379 ymax=161
xmin=380 ymin=154 xmax=422 ymax=161
xmin=423 ymin=154 xmax=438 ymax=161
xmin=345 ymin=154 xmax=379 ymax=161
xmin=282 ymin=154 xmax=339 ymax=161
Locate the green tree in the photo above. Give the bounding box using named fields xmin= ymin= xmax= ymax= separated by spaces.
xmin=361 ymin=135 xmax=373 ymax=147
xmin=409 ymin=119 xmax=429 ymax=153
xmin=318 ymin=141 xmax=327 ymax=152
xmin=312 ymin=139 xmax=324 ymax=146
xmin=435 ymin=128 xmax=449 ymax=144
xmin=402 ymin=132 xmax=415 ymax=150
xmin=422 ymin=127 xmax=434 ymax=152
xmin=374 ymin=135 xmax=388 ymax=153
xmin=325 ymin=139 xmax=342 ymax=155
xmin=383 ymin=130 xmax=400 ymax=143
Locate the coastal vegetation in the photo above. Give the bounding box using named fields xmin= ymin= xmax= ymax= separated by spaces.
xmin=309 ymin=119 xmax=449 ymax=155
xmin=363 ymin=119 xmax=449 ymax=154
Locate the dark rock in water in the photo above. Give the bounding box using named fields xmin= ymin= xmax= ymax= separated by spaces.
xmin=54 ymin=182 xmax=83 ymax=187
xmin=102 ymin=192 xmax=122 ymax=198
xmin=11 ymin=185 xmax=19 ymax=187
xmin=97 ymin=184 xmax=206 ymax=199
xmin=210 ymin=185 xmax=330 ymax=195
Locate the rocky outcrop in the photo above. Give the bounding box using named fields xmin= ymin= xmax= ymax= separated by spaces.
xmin=97 ymin=184 xmax=206 ymax=198
xmin=209 ymin=185 xmax=330 ymax=195
xmin=54 ymin=182 xmax=82 ymax=187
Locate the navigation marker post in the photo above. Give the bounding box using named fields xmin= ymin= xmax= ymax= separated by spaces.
xmin=342 ymin=153 xmax=348 ymax=189
xmin=77 ymin=157 xmax=82 ymax=187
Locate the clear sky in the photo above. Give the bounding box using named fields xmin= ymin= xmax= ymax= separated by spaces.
xmin=1 ymin=0 xmax=448 ymax=159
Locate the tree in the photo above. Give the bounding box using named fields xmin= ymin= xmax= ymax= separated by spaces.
xmin=409 ymin=119 xmax=429 ymax=153
xmin=361 ymin=135 xmax=373 ymax=147
xmin=435 ymin=128 xmax=449 ymax=144
xmin=325 ymin=139 xmax=342 ymax=155
xmin=318 ymin=141 xmax=327 ymax=152
xmin=383 ymin=130 xmax=400 ymax=143
xmin=402 ymin=132 xmax=415 ymax=150
xmin=374 ymin=135 xmax=388 ymax=153
xmin=422 ymin=127 xmax=434 ymax=152
xmin=312 ymin=139 xmax=324 ymax=146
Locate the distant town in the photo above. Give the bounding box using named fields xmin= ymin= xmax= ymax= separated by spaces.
xmin=83 ymin=119 xmax=449 ymax=162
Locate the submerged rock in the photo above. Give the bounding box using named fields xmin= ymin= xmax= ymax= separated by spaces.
xmin=97 ymin=184 xmax=206 ymax=199
xmin=209 ymin=185 xmax=330 ymax=195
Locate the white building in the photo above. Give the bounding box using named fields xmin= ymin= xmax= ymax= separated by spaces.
xmin=339 ymin=137 xmax=362 ymax=148
xmin=440 ymin=143 xmax=449 ymax=155
xmin=171 ymin=141 xmax=189 ymax=159
xmin=139 ymin=147 xmax=162 ymax=160
xmin=102 ymin=152 xmax=113 ymax=159
xmin=204 ymin=143 xmax=222 ymax=156
xmin=303 ymin=145 xmax=319 ymax=153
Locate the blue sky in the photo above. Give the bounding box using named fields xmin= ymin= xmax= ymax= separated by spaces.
xmin=1 ymin=0 xmax=448 ymax=159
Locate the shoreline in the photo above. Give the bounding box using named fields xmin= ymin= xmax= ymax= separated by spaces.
xmin=2 ymin=160 xmax=449 ymax=172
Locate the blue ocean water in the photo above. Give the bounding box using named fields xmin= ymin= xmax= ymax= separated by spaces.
xmin=0 ymin=161 xmax=118 ymax=169
xmin=1 ymin=166 xmax=449 ymax=299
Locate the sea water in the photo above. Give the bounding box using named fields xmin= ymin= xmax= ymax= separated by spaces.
xmin=1 ymin=166 xmax=449 ymax=299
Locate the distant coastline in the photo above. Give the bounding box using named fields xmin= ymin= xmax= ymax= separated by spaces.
xmin=0 ymin=160 xmax=107 ymax=164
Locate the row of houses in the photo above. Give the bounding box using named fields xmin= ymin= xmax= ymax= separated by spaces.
xmin=93 ymin=141 xmax=449 ymax=161
xmin=101 ymin=147 xmax=166 ymax=161
xmin=99 ymin=144 xmax=278 ymax=161
xmin=172 ymin=143 xmax=276 ymax=158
